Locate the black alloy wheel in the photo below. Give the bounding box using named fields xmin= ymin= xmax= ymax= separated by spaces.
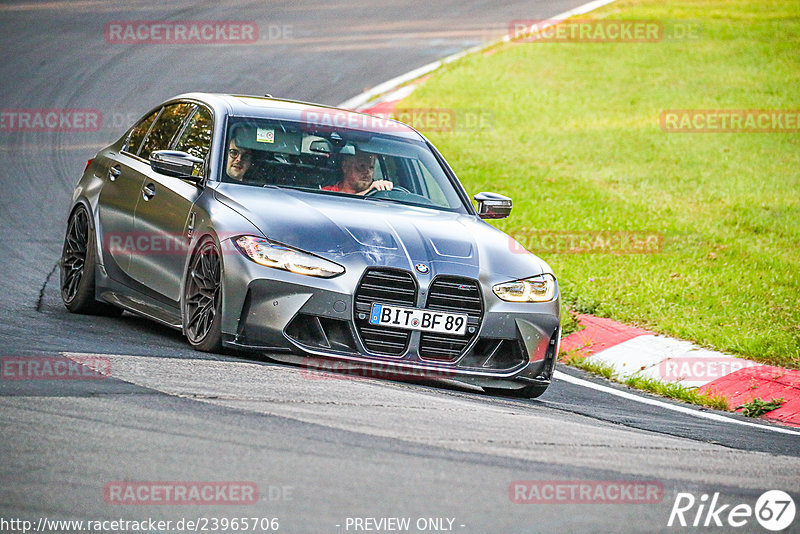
xmin=60 ymin=205 xmax=122 ymax=316
xmin=183 ymin=237 xmax=223 ymax=352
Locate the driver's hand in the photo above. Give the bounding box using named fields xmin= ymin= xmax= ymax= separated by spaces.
xmin=359 ymin=180 xmax=393 ymax=195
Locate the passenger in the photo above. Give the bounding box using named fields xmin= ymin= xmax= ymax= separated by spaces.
xmin=322 ymin=152 xmax=393 ymax=195
xmin=225 ymin=139 xmax=253 ymax=181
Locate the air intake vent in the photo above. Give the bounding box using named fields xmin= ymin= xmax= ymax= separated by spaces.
xmin=459 ymin=338 xmax=527 ymax=370
xmin=354 ymin=269 xmax=417 ymax=356
xmin=419 ymin=277 xmax=482 ymax=362
xmin=285 ymin=314 xmax=358 ymax=353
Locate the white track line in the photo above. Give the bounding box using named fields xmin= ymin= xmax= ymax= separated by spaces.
xmin=554 ymin=370 xmax=800 ymax=436
xmin=337 ymin=0 xmax=621 ymax=110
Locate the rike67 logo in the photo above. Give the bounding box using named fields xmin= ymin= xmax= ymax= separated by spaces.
xmin=668 ymin=490 xmax=795 ymax=531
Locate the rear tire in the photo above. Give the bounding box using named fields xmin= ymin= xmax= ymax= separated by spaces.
xmin=183 ymin=237 xmax=223 ymax=352
xmin=60 ymin=205 xmax=123 ymax=316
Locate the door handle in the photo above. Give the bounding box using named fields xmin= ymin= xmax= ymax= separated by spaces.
xmin=142 ymin=183 xmax=156 ymax=201
xmin=186 ymin=211 xmax=196 ymax=239
xmin=108 ymin=165 xmax=121 ymax=181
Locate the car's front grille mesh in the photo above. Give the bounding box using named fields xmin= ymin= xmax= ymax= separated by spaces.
xmin=419 ymin=277 xmax=482 ymax=362
xmin=354 ymin=270 xmax=482 ymax=361
xmin=354 ymin=269 xmax=417 ymax=356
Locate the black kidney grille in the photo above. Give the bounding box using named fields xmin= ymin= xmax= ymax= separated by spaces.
xmin=419 ymin=277 xmax=482 ymax=362
xmin=354 ymin=269 xmax=417 ymax=356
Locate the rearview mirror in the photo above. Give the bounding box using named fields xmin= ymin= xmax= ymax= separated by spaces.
xmin=308 ymin=139 xmax=332 ymax=154
xmin=338 ymin=143 xmax=356 ymax=156
xmin=474 ymin=192 xmax=512 ymax=219
xmin=149 ymin=150 xmax=204 ymax=182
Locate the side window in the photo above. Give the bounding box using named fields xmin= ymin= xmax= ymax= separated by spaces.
xmin=174 ymin=107 xmax=213 ymax=166
xmin=138 ymin=102 xmax=196 ymax=160
xmin=124 ymin=109 xmax=159 ymax=155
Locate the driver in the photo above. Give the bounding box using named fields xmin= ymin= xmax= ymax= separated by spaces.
xmin=322 ymin=152 xmax=393 ymax=195
xmin=225 ymin=138 xmax=253 ymax=182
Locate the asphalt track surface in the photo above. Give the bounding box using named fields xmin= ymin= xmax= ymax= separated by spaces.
xmin=0 ymin=1 xmax=798 ymax=533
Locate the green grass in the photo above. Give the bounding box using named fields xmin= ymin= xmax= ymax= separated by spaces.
xmin=736 ymin=397 xmax=785 ymax=417
xmin=400 ymin=0 xmax=800 ymax=369
xmin=562 ymin=351 xmax=730 ymax=410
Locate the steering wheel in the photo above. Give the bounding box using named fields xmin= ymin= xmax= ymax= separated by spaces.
xmin=365 ymin=184 xmax=410 ymax=196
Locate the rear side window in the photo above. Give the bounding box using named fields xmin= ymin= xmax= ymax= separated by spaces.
xmin=125 ymin=109 xmax=159 ymax=155
xmin=138 ymin=102 xmax=196 ymax=160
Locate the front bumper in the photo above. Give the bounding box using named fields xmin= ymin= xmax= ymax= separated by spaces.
xmin=220 ymin=253 xmax=560 ymax=389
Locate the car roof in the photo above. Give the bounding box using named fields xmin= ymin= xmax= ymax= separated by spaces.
xmin=171 ymin=92 xmax=424 ymax=141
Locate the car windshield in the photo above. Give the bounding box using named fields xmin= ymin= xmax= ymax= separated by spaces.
xmin=221 ymin=117 xmax=467 ymax=212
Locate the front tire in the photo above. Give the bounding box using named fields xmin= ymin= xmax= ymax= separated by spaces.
xmin=183 ymin=237 xmax=223 ymax=352
xmin=60 ymin=205 xmax=123 ymax=316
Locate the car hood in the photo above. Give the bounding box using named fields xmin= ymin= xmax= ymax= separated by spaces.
xmin=213 ymin=184 xmax=550 ymax=281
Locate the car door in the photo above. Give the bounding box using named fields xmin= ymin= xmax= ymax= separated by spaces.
xmin=96 ymin=107 xmax=160 ymax=277
xmin=128 ymin=104 xmax=213 ymax=302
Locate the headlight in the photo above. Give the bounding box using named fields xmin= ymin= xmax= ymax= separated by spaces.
xmin=493 ymin=274 xmax=556 ymax=302
xmin=234 ymin=236 xmax=344 ymax=278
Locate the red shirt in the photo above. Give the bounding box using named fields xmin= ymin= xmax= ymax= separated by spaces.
xmin=322 ymin=182 xmax=343 ymax=192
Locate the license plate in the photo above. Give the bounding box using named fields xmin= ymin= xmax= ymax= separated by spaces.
xmin=368 ymin=303 xmax=468 ymax=335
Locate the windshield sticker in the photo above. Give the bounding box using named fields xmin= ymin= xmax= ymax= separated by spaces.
xmin=257 ymin=128 xmax=275 ymax=143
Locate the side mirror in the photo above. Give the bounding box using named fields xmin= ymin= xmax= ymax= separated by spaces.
xmin=149 ymin=150 xmax=204 ymax=182
xmin=474 ymin=192 xmax=512 ymax=219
